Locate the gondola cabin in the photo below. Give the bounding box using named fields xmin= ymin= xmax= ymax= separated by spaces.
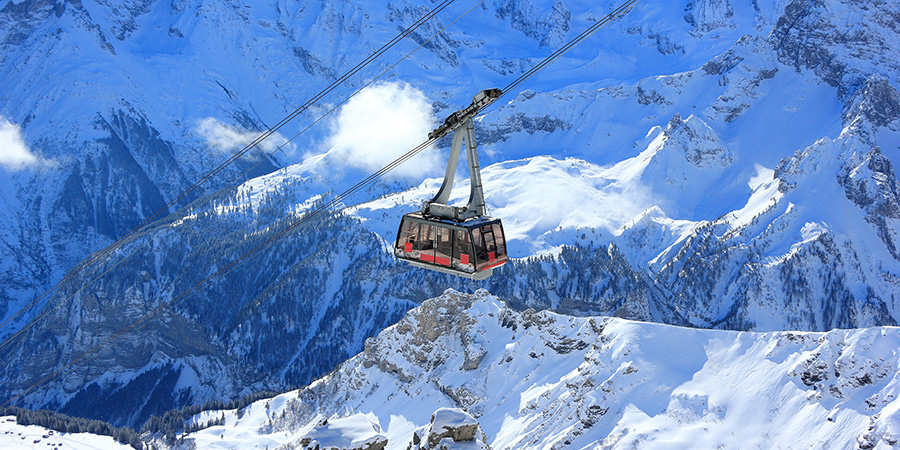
xmin=394 ymin=88 xmax=507 ymax=279
xmin=394 ymin=212 xmax=507 ymax=280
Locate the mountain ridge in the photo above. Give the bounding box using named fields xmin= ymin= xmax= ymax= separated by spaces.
xmin=169 ymin=289 xmax=900 ymax=450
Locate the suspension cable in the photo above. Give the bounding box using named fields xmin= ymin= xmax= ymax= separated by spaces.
xmin=0 ymin=0 xmax=486 ymax=354
xmin=501 ymin=0 xmax=640 ymax=97
xmin=2 ymin=137 xmax=437 ymax=408
xmin=3 ymin=0 xmax=641 ymax=408
xmin=0 ymin=0 xmax=458 ymax=336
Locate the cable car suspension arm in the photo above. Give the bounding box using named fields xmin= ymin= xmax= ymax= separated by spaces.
xmin=423 ymin=89 xmax=502 ymax=221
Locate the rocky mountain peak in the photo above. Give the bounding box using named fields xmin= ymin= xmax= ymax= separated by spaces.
xmin=362 ymin=289 xmax=492 ymax=381
xmin=683 ymin=0 xmax=734 ymax=33
xmin=661 ymin=113 xmax=732 ymax=169
xmin=839 ymin=145 xmax=900 ymax=260
xmin=843 ymin=76 xmax=900 ymax=131
xmin=171 ymin=290 xmax=900 ymax=450
xmin=492 ymin=0 xmax=571 ymax=47
xmin=771 ymin=0 xmax=900 ymax=100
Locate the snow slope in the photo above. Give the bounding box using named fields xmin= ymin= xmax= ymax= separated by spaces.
xmin=175 ymin=290 xmax=900 ymax=450
xmin=0 ymin=416 xmax=132 ymax=450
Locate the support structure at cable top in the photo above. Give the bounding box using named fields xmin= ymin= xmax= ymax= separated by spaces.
xmin=423 ymin=88 xmax=501 ymax=221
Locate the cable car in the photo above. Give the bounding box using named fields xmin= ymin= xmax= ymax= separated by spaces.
xmin=395 ymin=212 xmax=507 ymax=280
xmin=394 ymin=89 xmax=508 ymax=280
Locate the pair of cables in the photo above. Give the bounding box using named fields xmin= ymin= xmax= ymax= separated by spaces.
xmin=3 ymin=0 xmax=642 ymax=408
xmin=0 ymin=0 xmax=459 ymax=342
xmin=0 ymin=0 xmax=490 ymax=358
xmin=0 ymin=0 xmax=476 ymax=408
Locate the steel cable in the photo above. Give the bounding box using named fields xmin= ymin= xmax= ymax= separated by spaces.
xmin=501 ymin=0 xmax=640 ymax=97
xmin=0 ymin=0 xmax=485 ymax=355
xmin=0 ymin=0 xmax=458 ymax=336
xmin=2 ymin=0 xmax=641 ymax=408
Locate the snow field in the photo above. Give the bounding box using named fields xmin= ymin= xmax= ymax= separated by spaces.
xmin=0 ymin=416 xmax=132 ymax=450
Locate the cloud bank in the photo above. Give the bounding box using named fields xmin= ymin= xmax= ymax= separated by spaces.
xmin=0 ymin=117 xmax=48 ymax=171
xmin=326 ymin=81 xmax=439 ymax=178
xmin=197 ymin=118 xmax=295 ymax=156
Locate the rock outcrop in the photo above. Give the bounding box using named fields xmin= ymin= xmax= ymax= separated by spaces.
xmin=408 ymin=408 xmax=490 ymax=450
xmin=297 ymin=414 xmax=388 ymax=450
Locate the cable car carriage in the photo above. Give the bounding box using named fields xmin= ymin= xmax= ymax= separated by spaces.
xmin=394 ymin=89 xmax=508 ymax=280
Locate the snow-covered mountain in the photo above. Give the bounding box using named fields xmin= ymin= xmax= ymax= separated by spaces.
xmin=2 ymin=0 xmax=900 ymax=432
xmin=166 ymin=290 xmax=900 ymax=450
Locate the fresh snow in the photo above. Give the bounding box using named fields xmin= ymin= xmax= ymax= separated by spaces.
xmin=300 ymin=413 xmax=386 ymax=450
xmin=0 ymin=416 xmax=132 ymax=450
xmin=177 ymin=290 xmax=900 ymax=450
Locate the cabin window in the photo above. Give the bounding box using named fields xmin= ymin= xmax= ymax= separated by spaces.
xmin=416 ymin=223 xmax=434 ymax=252
xmin=435 ymin=226 xmax=452 ymax=266
xmin=492 ymin=223 xmax=507 ymax=258
xmin=482 ymin=225 xmax=497 ymax=261
xmin=397 ymin=220 xmax=416 ymax=253
xmin=453 ymin=229 xmax=473 ymax=268
xmin=472 ymin=226 xmax=487 ymax=268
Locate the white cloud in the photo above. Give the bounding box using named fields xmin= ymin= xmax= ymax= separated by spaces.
xmin=325 ymin=81 xmax=440 ymax=178
xmin=0 ymin=117 xmax=48 ymax=171
xmin=196 ymin=117 xmax=295 ymax=156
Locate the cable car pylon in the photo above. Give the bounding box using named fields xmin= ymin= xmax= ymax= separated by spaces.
xmin=394 ymin=89 xmax=508 ymax=280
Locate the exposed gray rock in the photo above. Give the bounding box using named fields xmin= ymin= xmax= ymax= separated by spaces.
xmin=294 ymin=47 xmax=339 ymax=79
xmin=663 ymin=113 xmax=732 ymax=168
xmin=684 ymin=0 xmax=734 ymax=32
xmin=480 ymin=57 xmax=532 ymax=76
xmin=493 ymin=0 xmax=570 ymax=48
xmin=636 ymin=86 xmax=671 ymax=106
xmin=843 ymin=76 xmax=900 ymax=129
xmin=408 ymin=408 xmax=490 ymax=450
xmin=771 ymin=0 xmax=847 ymax=90
xmin=771 ymin=0 xmax=900 ymax=99
xmin=647 ymin=32 xmax=685 ymax=56
xmin=701 ymin=48 xmax=743 ymax=76
xmin=838 ymin=146 xmax=900 ymax=261
xmin=387 ymin=3 xmax=460 ymax=67
xmin=476 ymin=112 xmax=572 ymax=146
